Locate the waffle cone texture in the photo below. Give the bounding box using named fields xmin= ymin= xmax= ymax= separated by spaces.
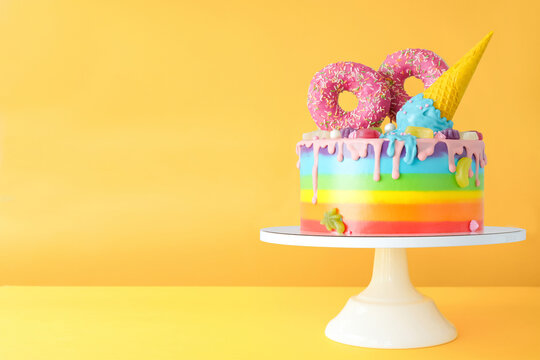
xmin=423 ymin=32 xmax=493 ymax=120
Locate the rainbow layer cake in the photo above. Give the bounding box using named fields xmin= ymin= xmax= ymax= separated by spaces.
xmin=297 ymin=33 xmax=492 ymax=235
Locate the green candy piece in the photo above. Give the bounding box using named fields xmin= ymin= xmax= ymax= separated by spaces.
xmin=320 ymin=208 xmax=346 ymax=234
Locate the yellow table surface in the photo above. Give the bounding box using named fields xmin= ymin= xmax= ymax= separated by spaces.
xmin=0 ymin=287 xmax=538 ymax=359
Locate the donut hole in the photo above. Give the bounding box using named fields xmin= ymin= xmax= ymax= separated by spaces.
xmin=338 ymin=91 xmax=359 ymax=112
xmin=404 ymin=77 xmax=425 ymax=96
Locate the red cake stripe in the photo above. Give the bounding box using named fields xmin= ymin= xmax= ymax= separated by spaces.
xmin=301 ymin=219 xmax=484 ymax=235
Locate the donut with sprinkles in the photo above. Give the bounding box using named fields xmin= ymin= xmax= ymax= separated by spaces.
xmin=307 ymin=62 xmax=391 ymax=130
xmin=379 ymin=49 xmax=448 ymax=121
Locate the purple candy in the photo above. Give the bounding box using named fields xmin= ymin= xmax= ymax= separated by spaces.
xmin=340 ymin=127 xmax=355 ymax=138
xmin=439 ymin=128 xmax=460 ymax=139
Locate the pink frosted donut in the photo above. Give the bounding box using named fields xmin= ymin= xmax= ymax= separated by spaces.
xmin=307 ymin=62 xmax=391 ymax=130
xmin=379 ymin=49 xmax=448 ymax=121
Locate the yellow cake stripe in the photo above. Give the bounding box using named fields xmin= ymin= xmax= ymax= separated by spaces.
xmin=301 ymin=189 xmax=483 ymax=204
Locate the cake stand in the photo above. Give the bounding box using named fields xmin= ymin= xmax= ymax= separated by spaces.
xmin=260 ymin=226 xmax=526 ymax=349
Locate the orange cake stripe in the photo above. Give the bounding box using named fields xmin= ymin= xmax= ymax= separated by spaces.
xmin=301 ymin=201 xmax=483 ymax=222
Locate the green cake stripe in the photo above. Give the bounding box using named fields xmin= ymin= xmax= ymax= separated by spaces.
xmin=300 ymin=173 xmax=484 ymax=191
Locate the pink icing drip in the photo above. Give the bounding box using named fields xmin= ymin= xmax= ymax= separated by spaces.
xmin=295 ymin=144 xmax=301 ymax=169
xmin=416 ymin=140 xmax=437 ymax=161
xmin=373 ymin=147 xmax=381 ymax=181
xmin=367 ymin=139 xmax=383 ymax=181
xmin=416 ymin=139 xmax=486 ymax=186
xmin=359 ymin=143 xmax=369 ymax=158
xmin=328 ymin=142 xmax=336 ymax=155
xmin=346 ymin=142 xmax=369 ymax=160
xmin=392 ymin=141 xmax=404 ymax=180
xmin=345 ymin=142 xmax=360 ymax=160
xmin=296 ymin=138 xmax=488 ymax=204
xmin=312 ymin=142 xmax=320 ymax=204
xmin=345 ymin=139 xmax=383 ymax=181
xmin=445 ymin=141 xmax=465 ymax=173
xmin=463 ymin=142 xmax=486 ymax=187
xmin=296 ymin=142 xmax=312 ymax=168
xmin=475 ymin=156 xmax=480 ymax=186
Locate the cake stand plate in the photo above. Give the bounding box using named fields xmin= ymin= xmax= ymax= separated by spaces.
xmin=260 ymin=226 xmax=526 ymax=349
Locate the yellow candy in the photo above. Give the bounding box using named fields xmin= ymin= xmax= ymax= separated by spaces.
xmin=404 ymin=126 xmax=434 ymax=138
xmin=455 ymin=157 xmax=473 ymax=188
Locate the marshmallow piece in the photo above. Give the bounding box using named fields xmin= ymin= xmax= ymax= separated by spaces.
xmin=303 ymin=130 xmax=332 ymax=140
xmin=318 ymin=130 xmax=331 ymax=139
xmin=330 ymin=129 xmax=342 ymax=139
xmin=460 ymin=131 xmax=479 ymax=140
xmin=384 ymin=123 xmax=396 ymax=133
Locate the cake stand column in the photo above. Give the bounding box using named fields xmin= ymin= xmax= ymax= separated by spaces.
xmin=325 ymin=248 xmax=457 ymax=348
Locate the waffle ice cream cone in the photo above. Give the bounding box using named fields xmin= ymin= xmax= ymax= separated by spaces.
xmin=423 ymin=32 xmax=493 ymax=121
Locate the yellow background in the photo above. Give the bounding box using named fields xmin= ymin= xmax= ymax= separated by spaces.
xmin=1 ymin=287 xmax=538 ymax=359
xmin=0 ymin=0 xmax=537 ymax=286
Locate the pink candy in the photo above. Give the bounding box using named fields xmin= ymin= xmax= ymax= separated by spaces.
xmin=307 ymin=62 xmax=391 ymax=130
xmin=379 ymin=49 xmax=448 ymax=121
xmin=434 ymin=131 xmax=447 ymax=140
xmin=348 ymin=128 xmax=381 ymax=139
xmin=469 ymin=220 xmax=480 ymax=232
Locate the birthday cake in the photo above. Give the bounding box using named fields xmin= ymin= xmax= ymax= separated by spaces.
xmin=297 ymin=33 xmax=492 ymax=235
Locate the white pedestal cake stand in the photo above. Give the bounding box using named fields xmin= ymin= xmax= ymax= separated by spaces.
xmin=260 ymin=226 xmax=526 ymax=349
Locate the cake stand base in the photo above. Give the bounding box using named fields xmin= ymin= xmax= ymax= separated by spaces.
xmin=260 ymin=226 xmax=525 ymax=349
xmin=325 ymin=248 xmax=456 ymax=349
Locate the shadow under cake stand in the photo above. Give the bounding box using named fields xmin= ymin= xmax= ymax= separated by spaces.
xmin=260 ymin=226 xmax=526 ymax=349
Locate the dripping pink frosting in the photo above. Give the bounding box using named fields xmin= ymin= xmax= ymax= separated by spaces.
xmin=345 ymin=139 xmax=383 ymax=180
xmin=296 ymin=138 xmax=487 ymax=203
